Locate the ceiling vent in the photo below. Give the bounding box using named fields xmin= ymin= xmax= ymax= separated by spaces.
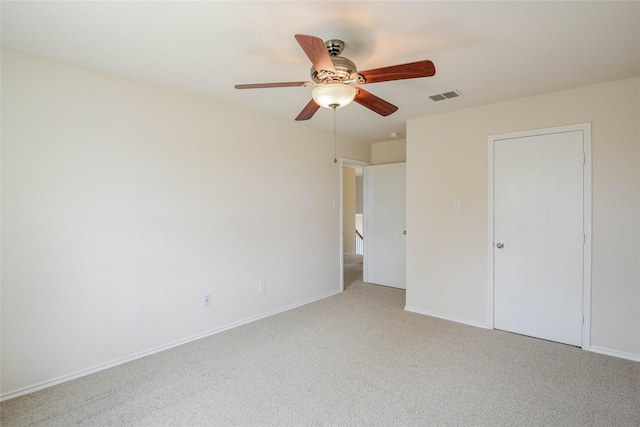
xmin=429 ymin=89 xmax=462 ymax=102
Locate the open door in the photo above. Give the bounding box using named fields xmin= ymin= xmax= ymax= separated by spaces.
xmin=363 ymin=163 xmax=406 ymax=289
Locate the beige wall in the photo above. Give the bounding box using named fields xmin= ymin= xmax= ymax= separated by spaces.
xmin=0 ymin=49 xmax=369 ymax=398
xmin=343 ymin=167 xmax=356 ymax=254
xmin=406 ymin=77 xmax=640 ymax=359
xmin=371 ymin=139 xmax=406 ymax=165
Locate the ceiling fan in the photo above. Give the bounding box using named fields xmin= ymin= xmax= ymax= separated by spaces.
xmin=234 ymin=34 xmax=436 ymax=121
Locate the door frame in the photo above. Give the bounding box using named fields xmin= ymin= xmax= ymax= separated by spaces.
xmin=339 ymin=157 xmax=369 ymax=292
xmin=487 ymin=123 xmax=592 ymax=350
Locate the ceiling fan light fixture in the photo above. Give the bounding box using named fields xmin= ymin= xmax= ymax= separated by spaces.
xmin=312 ymin=84 xmax=357 ymax=109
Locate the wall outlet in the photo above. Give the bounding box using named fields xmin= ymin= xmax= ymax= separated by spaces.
xmin=258 ymin=282 xmax=266 ymax=294
xmin=453 ymin=199 xmax=461 ymax=210
xmin=203 ymin=294 xmax=211 ymax=307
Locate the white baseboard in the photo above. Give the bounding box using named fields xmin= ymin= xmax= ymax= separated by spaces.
xmin=404 ymin=306 xmax=491 ymax=330
xmin=404 ymin=307 xmax=639 ymax=363
xmin=588 ymin=346 xmax=640 ymax=362
xmin=0 ymin=289 xmax=342 ymax=402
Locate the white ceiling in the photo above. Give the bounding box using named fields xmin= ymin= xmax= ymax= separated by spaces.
xmin=2 ymin=1 xmax=639 ymax=144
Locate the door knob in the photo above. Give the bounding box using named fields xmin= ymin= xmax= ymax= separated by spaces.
xmin=403 ymin=230 xmax=406 ymax=235
xmin=496 ymin=242 xmax=504 ymax=249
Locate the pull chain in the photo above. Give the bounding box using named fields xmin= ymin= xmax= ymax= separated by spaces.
xmin=332 ymin=105 xmax=338 ymax=163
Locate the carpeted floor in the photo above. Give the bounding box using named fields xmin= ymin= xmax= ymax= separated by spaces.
xmin=343 ymin=252 xmax=363 ymax=290
xmin=1 ymin=254 xmax=638 ymax=426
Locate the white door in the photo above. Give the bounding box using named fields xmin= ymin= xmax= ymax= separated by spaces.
xmin=364 ymin=163 xmax=406 ymax=289
xmin=493 ymin=130 xmax=584 ymax=346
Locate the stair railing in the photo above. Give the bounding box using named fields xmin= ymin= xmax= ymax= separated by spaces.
xmin=355 ymin=229 xmax=364 ymax=255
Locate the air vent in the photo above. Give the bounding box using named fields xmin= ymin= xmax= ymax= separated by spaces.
xmin=429 ymin=89 xmax=462 ymax=102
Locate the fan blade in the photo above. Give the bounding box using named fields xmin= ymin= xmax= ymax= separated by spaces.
xmin=356 ymin=60 xmax=435 ymax=84
xmin=295 ymin=99 xmax=320 ymax=121
xmin=295 ymin=34 xmax=336 ymax=75
xmin=235 ymin=81 xmax=314 ymax=89
xmin=354 ymin=88 xmax=398 ymax=116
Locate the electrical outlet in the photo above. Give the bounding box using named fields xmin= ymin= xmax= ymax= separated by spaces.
xmin=203 ymin=294 xmax=211 ymax=307
xmin=259 ymin=282 xmax=266 ymax=294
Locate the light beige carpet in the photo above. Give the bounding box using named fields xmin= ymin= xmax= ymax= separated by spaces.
xmin=2 ymin=254 xmax=639 ymax=426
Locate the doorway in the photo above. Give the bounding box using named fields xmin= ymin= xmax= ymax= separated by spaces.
xmin=340 ymin=158 xmax=368 ymax=291
xmin=488 ymin=123 xmax=592 ymax=348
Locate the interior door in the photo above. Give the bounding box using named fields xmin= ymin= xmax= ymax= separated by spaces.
xmin=493 ymin=130 xmax=584 ymax=346
xmin=364 ymin=162 xmax=406 ymax=289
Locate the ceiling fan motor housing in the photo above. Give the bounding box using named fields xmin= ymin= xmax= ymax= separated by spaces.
xmin=311 ymin=56 xmax=357 ymax=84
xmin=325 ymin=39 xmax=345 ymax=56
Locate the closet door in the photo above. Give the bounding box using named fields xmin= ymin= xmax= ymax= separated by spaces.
xmin=493 ymin=130 xmax=584 ymax=346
